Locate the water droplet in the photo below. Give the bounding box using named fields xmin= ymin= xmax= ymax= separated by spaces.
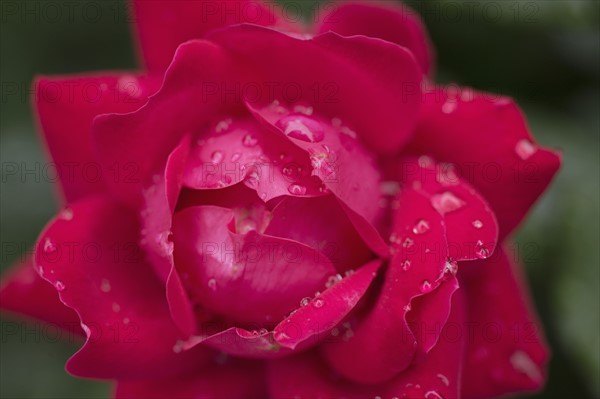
xmin=475 ymin=240 xmax=490 ymax=259
xmin=515 ymin=139 xmax=538 ymax=160
xmin=402 ymin=237 xmax=414 ymax=248
xmin=242 ymin=133 xmax=258 ymax=147
xmin=325 ymin=274 xmax=343 ymax=288
xmin=282 ymin=165 xmax=298 ymax=178
xmin=442 ymin=100 xmax=457 ymax=114
xmin=288 ymin=184 xmax=307 ymax=196
xmin=389 ymin=232 xmax=401 ymax=244
xmin=425 ymin=391 xmax=444 ymax=399
xmin=276 ymin=115 xmax=324 ymax=143
xmin=418 ymin=155 xmax=434 ymax=169
xmin=258 ymin=328 xmax=268 ymax=335
xmin=299 ymin=297 xmax=311 ymax=307
xmin=100 ymin=279 xmax=111 ymax=293
xmin=81 ymin=323 xmax=91 ymax=338
xmin=510 ymin=350 xmax=543 ymax=383
xmin=313 ymin=298 xmax=325 ymax=308
xmin=444 ymin=259 xmax=458 ymax=275
xmin=344 ymin=269 xmax=355 ymax=278
xmin=54 ymin=280 xmax=65 ymax=291
xmin=403 ymin=303 xmax=412 ymax=312
xmin=472 ymin=219 xmax=483 ymax=229
xmin=60 ymin=208 xmax=73 ymax=221
xmin=401 ymin=259 xmax=412 ymax=271
xmin=412 ymin=219 xmax=430 ymax=235
xmin=293 ymin=105 xmax=313 ymax=116
xmin=420 ymin=280 xmax=433 ymax=293
xmin=431 ymin=192 xmax=465 ymax=214
xmin=207 ymin=278 xmax=217 ymax=291
xmin=112 ymin=302 xmax=121 ymax=312
xmin=123 ymin=317 xmax=130 ymax=325
xmin=215 ymin=118 xmax=232 ymax=133
xmin=43 ymin=238 xmax=57 ymax=253
xmin=260 ymin=192 xmax=268 ymax=201
xmin=230 ymin=152 xmax=241 ymax=162
xmin=210 ymin=151 xmax=224 ymax=164
xmin=437 ymin=373 xmax=450 ymax=387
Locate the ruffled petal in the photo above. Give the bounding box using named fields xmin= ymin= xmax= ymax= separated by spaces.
xmin=116 ymin=358 xmax=266 ymax=399
xmin=35 ymin=74 xmax=159 ymax=203
xmin=208 ymin=24 xmax=422 ymax=154
xmin=460 ymin=247 xmax=549 ymax=398
xmin=0 ymin=255 xmax=82 ymax=335
xmin=315 ymin=1 xmax=434 ymax=75
xmin=406 ymin=86 xmax=561 ymax=238
xmin=321 ymin=189 xmax=451 ymax=384
xmin=171 ymin=205 xmax=336 ymax=326
xmin=131 ymin=0 xmax=295 ymax=74
xmin=34 ymin=197 xmax=212 ymax=379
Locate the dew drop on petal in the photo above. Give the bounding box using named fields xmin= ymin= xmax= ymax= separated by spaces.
xmin=288 ymin=184 xmax=307 ymax=196
xmin=424 ymin=391 xmax=444 ymax=399
xmin=242 ymin=133 xmax=258 ymax=147
xmin=431 ymin=191 xmax=465 ymax=214
xmin=230 ymin=152 xmax=241 ymax=162
xmin=54 ymin=280 xmax=65 ymax=291
xmin=444 ymin=259 xmax=458 ymax=275
xmin=276 ymin=115 xmax=324 ymax=143
xmin=437 ymin=373 xmax=450 ymax=387
xmin=43 ymin=238 xmax=57 ymax=254
xmin=420 ymin=280 xmax=433 ymax=293
xmin=412 ymin=219 xmax=430 ymax=235
xmin=402 ymin=237 xmax=415 ymax=248
xmin=60 ymin=208 xmax=73 ymax=221
xmin=472 ymin=219 xmax=484 ymax=229
xmin=210 ymin=151 xmax=224 ymax=164
xmin=475 ymin=240 xmax=490 ymax=259
xmin=313 ymin=298 xmax=325 ymax=308
xmin=515 ymin=139 xmax=538 ymax=160
xmin=100 ymin=278 xmax=111 ymax=293
xmin=207 ymin=278 xmax=217 ymax=292
xmin=112 ymin=302 xmax=121 ymax=313
xmin=300 ymin=297 xmax=311 ymax=307
xmin=402 ymin=260 xmax=412 ymax=271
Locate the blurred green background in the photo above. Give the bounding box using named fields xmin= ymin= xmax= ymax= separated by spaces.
xmin=0 ymin=0 xmax=598 ymax=398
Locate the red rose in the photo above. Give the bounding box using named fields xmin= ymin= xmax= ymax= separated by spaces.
xmin=0 ymin=1 xmax=561 ymax=398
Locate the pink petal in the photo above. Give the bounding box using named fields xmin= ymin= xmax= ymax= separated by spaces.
xmin=34 ymin=74 xmax=159 ymax=203
xmin=131 ymin=0 xmax=295 ymax=74
xmin=182 ymin=116 xmax=324 ymax=200
xmin=171 ymin=205 xmax=337 ymax=326
xmin=116 ymin=359 xmax=266 ymax=399
xmin=246 ymin=102 xmax=389 ymax=257
xmin=208 ymin=24 xmax=422 ymax=154
xmin=406 ymin=86 xmax=561 ymax=238
xmin=321 ymin=189 xmax=451 ymax=384
xmin=265 ymin=191 xmax=373 ymax=272
xmin=460 ymin=246 xmax=549 ymax=398
xmin=34 ymin=197 xmax=213 ymax=379
xmin=0 ymin=255 xmax=82 ymax=336
xmin=138 ymin=134 xmax=197 ymax=336
xmin=92 ymin=40 xmax=235 ymax=206
xmin=390 ymin=157 xmax=499 ymax=261
xmin=315 ymin=1 xmax=434 ymax=75
xmin=177 ymin=259 xmax=381 ymax=359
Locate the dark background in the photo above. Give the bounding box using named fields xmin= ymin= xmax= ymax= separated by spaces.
xmin=1 ymin=0 xmax=598 ymax=398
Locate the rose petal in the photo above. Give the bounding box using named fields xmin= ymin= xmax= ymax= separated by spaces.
xmin=0 ymin=255 xmax=82 ymax=336
xmin=35 ymin=74 xmax=158 ymax=203
xmin=34 ymin=197 xmax=212 ymax=379
xmin=460 ymin=246 xmax=549 ymax=398
xmin=390 ymin=157 xmax=499 ymax=261
xmin=92 ymin=40 xmax=235 ymax=206
xmin=322 ymin=189 xmax=451 ymax=384
xmin=116 ymin=358 xmax=266 ymax=399
xmin=131 ymin=0 xmax=294 ymax=74
xmin=315 ymin=1 xmax=434 ymax=75
xmin=406 ymin=86 xmax=561 ymax=238
xmin=208 ymin=24 xmax=422 ymax=154
xmin=172 ymin=205 xmax=337 ymax=326
xmin=265 ymin=195 xmax=373 ymax=272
